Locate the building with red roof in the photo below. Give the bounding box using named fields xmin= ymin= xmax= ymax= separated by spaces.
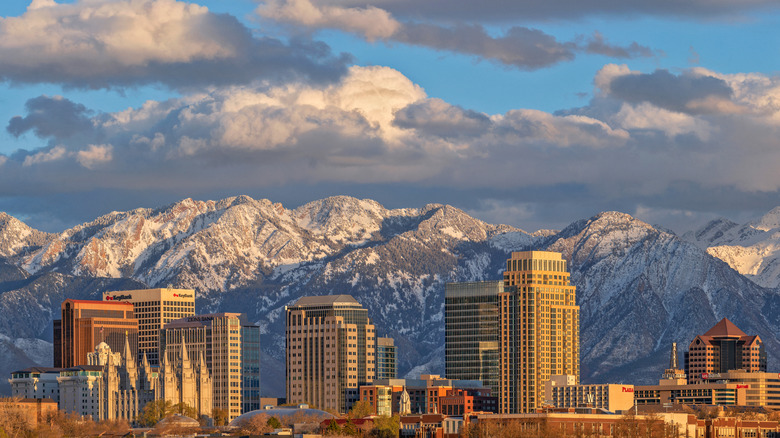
xmin=685 ymin=318 xmax=767 ymax=384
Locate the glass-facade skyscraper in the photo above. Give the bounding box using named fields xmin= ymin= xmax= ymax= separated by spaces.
xmin=376 ymin=337 xmax=397 ymax=380
xmin=444 ymin=281 xmax=501 ymax=394
xmin=445 ymin=251 xmax=580 ymax=414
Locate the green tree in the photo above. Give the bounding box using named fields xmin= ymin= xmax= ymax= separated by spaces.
xmin=324 ymin=419 xmax=342 ymax=436
xmin=348 ymin=400 xmax=373 ymax=419
xmin=212 ymin=408 xmax=229 ymax=426
xmin=343 ymin=420 xmax=360 ymax=437
xmin=173 ymin=402 xmax=198 ymax=419
xmin=371 ymin=414 xmax=399 ymax=438
xmin=139 ymin=399 xmax=176 ymax=427
xmin=267 ymin=416 xmax=282 ymax=429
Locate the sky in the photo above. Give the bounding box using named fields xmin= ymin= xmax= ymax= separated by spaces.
xmin=1 ymin=0 xmax=780 ymax=234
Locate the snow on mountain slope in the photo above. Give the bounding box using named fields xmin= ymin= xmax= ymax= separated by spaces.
xmin=548 ymin=212 xmax=779 ymax=381
xmin=684 ymin=207 xmax=780 ymax=288
xmin=2 ymin=198 xmax=780 ymax=396
xmin=0 ymin=213 xmax=53 ymax=259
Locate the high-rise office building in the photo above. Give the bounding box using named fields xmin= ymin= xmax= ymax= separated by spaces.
xmin=685 ymin=318 xmax=767 ymax=383
xmin=444 ymin=281 xmax=501 ymax=394
xmin=376 ymin=337 xmax=397 ymax=380
xmin=445 ymin=251 xmax=580 ymax=414
xmin=501 ymin=251 xmax=579 ymax=413
xmin=55 ymin=299 xmax=139 ymax=368
xmin=159 ymin=313 xmax=260 ymax=421
xmin=102 ymin=288 xmax=195 ymax=365
xmin=285 ymin=295 xmax=376 ymax=413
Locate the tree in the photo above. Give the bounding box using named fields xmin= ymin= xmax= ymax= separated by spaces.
xmin=173 ymin=402 xmax=198 ymax=419
xmin=342 ymin=420 xmax=360 ymax=437
xmin=324 ymin=419 xmax=342 ymax=436
xmin=0 ymin=398 xmax=33 ymax=438
xmin=348 ymin=400 xmax=373 ymax=419
xmin=212 ymin=408 xmax=229 ymax=426
xmin=139 ymin=399 xmax=176 ymax=427
xmin=371 ymin=415 xmax=399 ymax=438
xmin=267 ymin=416 xmax=282 ymax=429
xmin=236 ymin=414 xmax=273 ymax=435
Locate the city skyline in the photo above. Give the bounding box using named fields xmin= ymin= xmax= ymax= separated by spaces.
xmin=0 ymin=1 xmax=779 ymax=234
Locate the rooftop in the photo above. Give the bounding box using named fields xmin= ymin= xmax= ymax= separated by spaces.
xmin=292 ymin=294 xmax=361 ymax=307
xmin=10 ymin=367 xmax=64 ymax=374
xmin=63 ymin=299 xmax=133 ymax=306
xmin=163 ymin=312 xmax=246 ymax=329
xmin=703 ymin=318 xmax=748 ymax=338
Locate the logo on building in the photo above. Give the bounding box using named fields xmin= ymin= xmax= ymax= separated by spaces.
xmin=173 ymin=293 xmax=193 ymax=298
xmin=736 ymin=384 xmax=749 ymax=389
xmin=621 ymin=387 xmax=634 ymax=393
xmin=106 ymin=294 xmax=132 ymax=301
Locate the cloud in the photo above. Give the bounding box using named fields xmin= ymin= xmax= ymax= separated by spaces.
xmin=582 ymin=31 xmax=656 ymax=58
xmin=306 ymin=0 xmax=779 ymax=21
xmin=5 ymin=64 xmax=780 ymax=234
xmin=393 ymin=98 xmax=492 ymax=138
xmin=595 ymin=64 xmax=780 ymax=120
xmin=258 ymin=0 xmax=656 ymax=70
xmin=7 ymin=95 xmax=93 ymax=139
xmin=260 ymin=0 xmax=400 ymax=40
xmin=602 ymin=68 xmax=737 ymax=115
xmin=0 ymin=0 xmax=350 ymax=89
xmin=22 ymin=146 xmax=67 ymax=166
xmin=76 ymin=144 xmax=113 ymax=169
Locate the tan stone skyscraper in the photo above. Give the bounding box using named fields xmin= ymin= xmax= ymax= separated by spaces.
xmin=285 ymin=295 xmax=376 ymax=414
xmin=500 ymin=251 xmax=579 ymax=413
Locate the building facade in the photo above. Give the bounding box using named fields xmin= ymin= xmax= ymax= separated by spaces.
xmin=360 ymin=375 xmax=497 ymax=416
xmin=102 ymin=288 xmax=196 ymax=365
xmin=500 ymin=251 xmax=580 ymax=414
xmin=8 ymin=367 xmax=62 ymax=402
xmin=159 ymin=313 xmax=260 ymax=421
xmin=285 ymin=295 xmax=377 ymax=413
xmin=685 ymin=318 xmax=767 ymax=384
xmin=376 ymin=337 xmax=397 ymax=380
xmin=54 ymin=299 xmax=138 ymax=368
xmin=544 ymin=375 xmax=635 ymax=412
xmin=444 ymin=281 xmax=501 ymax=394
xmin=160 ymin=341 xmax=213 ymax=419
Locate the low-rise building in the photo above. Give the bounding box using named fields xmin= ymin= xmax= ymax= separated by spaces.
xmin=472 ymin=411 xmax=697 ymax=437
xmin=0 ymin=398 xmax=58 ymax=429
xmin=8 ymin=367 xmax=62 ymax=402
xmin=361 ymin=375 xmax=497 ymax=416
xmin=544 ymin=375 xmax=635 ymax=412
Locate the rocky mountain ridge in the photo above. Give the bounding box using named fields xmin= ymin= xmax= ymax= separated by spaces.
xmin=1 ymin=196 xmax=779 ymax=396
xmin=684 ymin=208 xmax=780 ymax=288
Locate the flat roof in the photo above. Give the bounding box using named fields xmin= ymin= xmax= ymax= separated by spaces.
xmin=11 ymin=367 xmax=64 ymax=374
xmin=163 ymin=312 xmax=245 ymax=329
xmin=63 ymin=299 xmax=133 ymax=306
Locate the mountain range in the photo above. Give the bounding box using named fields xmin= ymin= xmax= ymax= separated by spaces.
xmin=1 ymin=196 xmax=780 ymax=396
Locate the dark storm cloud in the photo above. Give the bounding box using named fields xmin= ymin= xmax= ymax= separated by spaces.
xmin=7 ymin=96 xmax=93 ymax=139
xmin=393 ymin=99 xmax=491 ymax=138
xmin=582 ymin=32 xmax=656 ymax=58
xmin=606 ymin=69 xmax=735 ymax=114
xmin=395 ymin=24 xmax=576 ymax=70
xmin=259 ymin=0 xmax=656 ymax=71
xmin=0 ymin=0 xmax=350 ymax=89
